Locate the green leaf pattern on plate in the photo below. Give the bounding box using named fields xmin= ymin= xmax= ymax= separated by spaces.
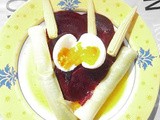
xmin=58 ymin=0 xmax=81 ymax=10
xmin=0 ymin=64 xmax=18 ymax=89
xmin=137 ymin=47 xmax=156 ymax=70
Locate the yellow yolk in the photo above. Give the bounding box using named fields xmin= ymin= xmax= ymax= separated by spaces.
xmin=58 ymin=42 xmax=100 ymax=70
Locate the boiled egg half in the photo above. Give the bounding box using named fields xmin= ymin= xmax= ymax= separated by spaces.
xmin=53 ymin=33 xmax=106 ymax=72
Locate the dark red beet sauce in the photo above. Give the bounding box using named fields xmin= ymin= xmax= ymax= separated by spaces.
xmin=48 ymin=11 xmax=115 ymax=105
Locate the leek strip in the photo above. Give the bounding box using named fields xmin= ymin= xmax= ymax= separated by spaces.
xmin=107 ymin=6 xmax=137 ymax=57
xmin=74 ymin=46 xmax=137 ymax=120
xmin=87 ymin=0 xmax=97 ymax=35
xmin=42 ymin=0 xmax=58 ymax=39
xmin=28 ymin=26 xmax=77 ymax=120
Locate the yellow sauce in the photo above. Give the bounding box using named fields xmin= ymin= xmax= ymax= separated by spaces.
xmin=95 ymin=71 xmax=129 ymax=119
xmin=58 ymin=42 xmax=100 ymax=70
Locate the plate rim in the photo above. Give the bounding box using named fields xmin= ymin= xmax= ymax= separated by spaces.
xmin=0 ymin=0 xmax=160 ymax=120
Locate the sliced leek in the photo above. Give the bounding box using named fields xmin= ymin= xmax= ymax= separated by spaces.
xmin=28 ymin=26 xmax=77 ymax=120
xmin=87 ymin=0 xmax=97 ymax=35
xmin=107 ymin=6 xmax=137 ymax=57
xmin=42 ymin=0 xmax=58 ymax=39
xmin=74 ymin=46 xmax=137 ymax=120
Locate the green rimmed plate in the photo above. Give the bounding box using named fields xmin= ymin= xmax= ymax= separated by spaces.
xmin=0 ymin=0 xmax=160 ymax=120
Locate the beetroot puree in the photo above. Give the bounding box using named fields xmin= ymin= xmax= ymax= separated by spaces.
xmin=48 ymin=11 xmax=115 ymax=105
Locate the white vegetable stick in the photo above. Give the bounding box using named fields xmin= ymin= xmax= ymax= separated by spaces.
xmin=107 ymin=6 xmax=137 ymax=57
xmin=87 ymin=0 xmax=97 ymax=35
xmin=42 ymin=0 xmax=58 ymax=39
xmin=28 ymin=26 xmax=77 ymax=120
xmin=74 ymin=46 xmax=137 ymax=120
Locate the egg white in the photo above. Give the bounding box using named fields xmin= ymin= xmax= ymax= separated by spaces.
xmin=53 ymin=34 xmax=78 ymax=72
xmin=53 ymin=33 xmax=106 ymax=72
xmin=79 ymin=33 xmax=106 ymax=69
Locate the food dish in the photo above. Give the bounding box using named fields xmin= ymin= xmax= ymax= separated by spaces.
xmin=0 ymin=0 xmax=160 ymax=120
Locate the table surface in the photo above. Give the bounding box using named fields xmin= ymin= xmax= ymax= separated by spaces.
xmin=0 ymin=0 xmax=160 ymax=120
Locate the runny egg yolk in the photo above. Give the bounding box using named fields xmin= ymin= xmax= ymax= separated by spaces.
xmin=58 ymin=42 xmax=100 ymax=70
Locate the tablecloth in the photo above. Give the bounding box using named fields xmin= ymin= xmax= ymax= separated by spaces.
xmin=0 ymin=0 xmax=159 ymax=120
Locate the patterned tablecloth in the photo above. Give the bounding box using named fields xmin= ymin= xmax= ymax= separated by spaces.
xmin=0 ymin=0 xmax=159 ymax=120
